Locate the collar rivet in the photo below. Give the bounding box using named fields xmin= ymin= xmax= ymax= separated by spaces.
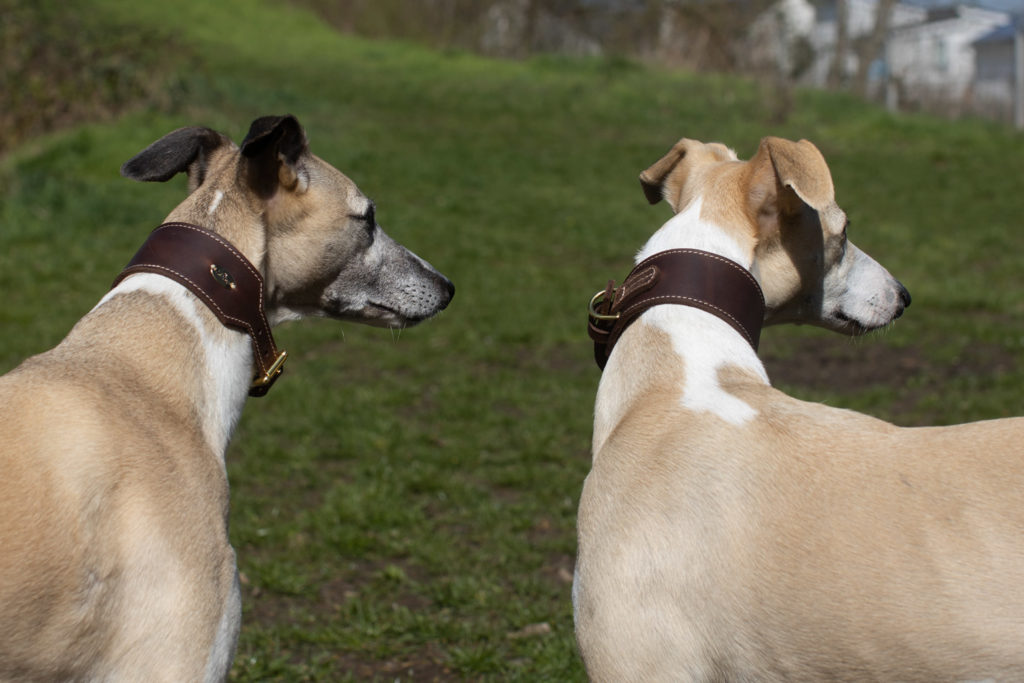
xmin=210 ymin=264 xmax=236 ymax=289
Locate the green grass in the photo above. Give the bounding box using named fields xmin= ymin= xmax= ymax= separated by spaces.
xmin=4 ymin=0 xmax=1024 ymax=679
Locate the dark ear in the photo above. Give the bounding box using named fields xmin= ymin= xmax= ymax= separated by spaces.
xmin=239 ymin=115 xmax=309 ymax=197
xmin=638 ymin=137 xmax=707 ymax=212
xmin=121 ymin=127 xmax=232 ymax=192
xmin=639 ymin=138 xmax=689 ymax=206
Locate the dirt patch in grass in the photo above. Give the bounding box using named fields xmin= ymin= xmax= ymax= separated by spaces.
xmin=318 ymin=561 xmax=434 ymax=614
xmin=541 ymin=552 xmax=576 ymax=587
xmin=330 ymin=644 xmax=455 ymax=682
xmin=761 ymin=333 xmax=1016 ymax=423
xmin=241 ymin=555 xmax=433 ymax=620
xmin=762 ymin=336 xmax=927 ymax=393
xmin=241 ymin=557 xmax=450 ymax=679
xmin=763 ymin=335 xmax=1015 ymax=392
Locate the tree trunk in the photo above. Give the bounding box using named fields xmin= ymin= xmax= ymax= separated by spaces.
xmin=827 ymin=0 xmax=850 ymax=89
xmin=854 ymin=0 xmax=897 ymax=97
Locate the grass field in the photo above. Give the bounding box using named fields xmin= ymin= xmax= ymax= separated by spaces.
xmin=4 ymin=0 xmax=1024 ymax=680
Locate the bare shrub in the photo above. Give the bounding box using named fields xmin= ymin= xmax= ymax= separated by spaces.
xmin=0 ymin=0 xmax=190 ymax=155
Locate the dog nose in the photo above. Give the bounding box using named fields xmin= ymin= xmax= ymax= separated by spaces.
xmin=894 ymin=281 xmax=911 ymax=319
xmin=436 ymin=276 xmax=455 ymax=311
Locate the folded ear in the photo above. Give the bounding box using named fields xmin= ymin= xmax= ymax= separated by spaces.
xmin=638 ymin=138 xmax=691 ymax=208
xmin=745 ymin=136 xmax=838 ymax=241
xmin=761 ymin=136 xmax=835 ymax=215
xmin=121 ymin=126 xmax=233 ymax=192
xmin=239 ymin=114 xmax=309 ymax=198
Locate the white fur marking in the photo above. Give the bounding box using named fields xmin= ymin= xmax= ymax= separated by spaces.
xmin=635 ymin=198 xmax=751 ymax=268
xmin=96 ymin=275 xmax=252 ymax=456
xmin=636 ymin=198 xmax=766 ymax=426
xmin=207 ymin=190 xmax=224 ymax=216
xmin=647 ymin=306 xmax=764 ymax=426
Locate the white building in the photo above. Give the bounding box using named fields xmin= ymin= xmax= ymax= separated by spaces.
xmin=886 ymin=4 xmax=1010 ymax=108
xmin=804 ymin=0 xmax=927 ymax=87
xmin=763 ymin=0 xmax=1019 ymax=114
xmin=972 ymin=22 xmax=1017 ymax=115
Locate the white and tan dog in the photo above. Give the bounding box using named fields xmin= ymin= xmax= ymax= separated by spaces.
xmin=0 ymin=115 xmax=453 ymax=681
xmin=575 ymin=136 xmax=1024 ymax=681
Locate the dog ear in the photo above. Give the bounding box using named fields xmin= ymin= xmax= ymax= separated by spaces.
xmin=239 ymin=115 xmax=309 ymax=198
xmin=760 ymin=137 xmax=835 ymax=216
xmin=638 ymin=138 xmax=691 ymax=208
xmin=121 ymin=127 xmax=232 ymax=192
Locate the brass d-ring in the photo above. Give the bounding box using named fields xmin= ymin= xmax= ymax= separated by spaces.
xmin=588 ymin=290 xmax=620 ymax=321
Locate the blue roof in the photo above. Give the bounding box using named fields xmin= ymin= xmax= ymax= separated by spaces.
xmin=901 ymin=0 xmax=1023 ymax=11
xmin=974 ymin=24 xmax=1016 ymax=44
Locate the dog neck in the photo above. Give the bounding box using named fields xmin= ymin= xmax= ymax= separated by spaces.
xmin=89 ymin=218 xmax=278 ymax=462
xmin=588 ymin=249 xmax=764 ymax=369
xmin=593 ymin=199 xmax=770 ymax=454
xmin=111 ymin=223 xmax=287 ymax=397
xmin=635 ymin=198 xmax=752 ymax=267
xmin=168 ymin=183 xmax=269 ymax=273
xmin=87 ymin=272 xmax=252 ymax=461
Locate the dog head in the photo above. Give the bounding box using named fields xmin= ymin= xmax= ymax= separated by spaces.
xmin=639 ymin=136 xmax=909 ymax=335
xmin=121 ymin=115 xmax=454 ymax=328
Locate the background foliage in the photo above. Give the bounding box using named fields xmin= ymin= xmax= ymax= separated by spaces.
xmin=3 ymin=0 xmax=1024 ymax=680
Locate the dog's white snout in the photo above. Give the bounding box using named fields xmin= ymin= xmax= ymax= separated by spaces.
xmin=869 ymin=280 xmax=911 ymax=328
xmin=823 ymin=243 xmax=910 ymax=334
xmin=429 ymin=273 xmax=456 ymax=310
xmin=402 ymin=272 xmax=455 ymax=320
xmin=377 ymin=245 xmax=454 ymax=326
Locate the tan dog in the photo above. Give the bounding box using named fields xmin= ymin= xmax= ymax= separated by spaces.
xmin=575 ymin=137 xmax=1024 ymax=681
xmin=0 ymin=115 xmax=453 ymax=681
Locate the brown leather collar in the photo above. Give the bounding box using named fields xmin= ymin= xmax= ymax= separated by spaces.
xmin=111 ymin=222 xmax=287 ymax=397
xmin=587 ymin=249 xmax=765 ymax=370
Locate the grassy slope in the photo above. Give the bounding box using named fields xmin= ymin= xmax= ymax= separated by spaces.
xmin=3 ymin=0 xmax=1024 ymax=679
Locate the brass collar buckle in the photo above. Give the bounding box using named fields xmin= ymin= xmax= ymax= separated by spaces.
xmin=588 ymin=280 xmax=621 ymax=324
xmin=251 ymin=350 xmax=288 ymax=391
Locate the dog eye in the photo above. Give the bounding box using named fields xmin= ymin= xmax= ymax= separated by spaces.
xmin=361 ymin=203 xmax=377 ymax=228
xmin=349 ymin=203 xmax=376 ymax=231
